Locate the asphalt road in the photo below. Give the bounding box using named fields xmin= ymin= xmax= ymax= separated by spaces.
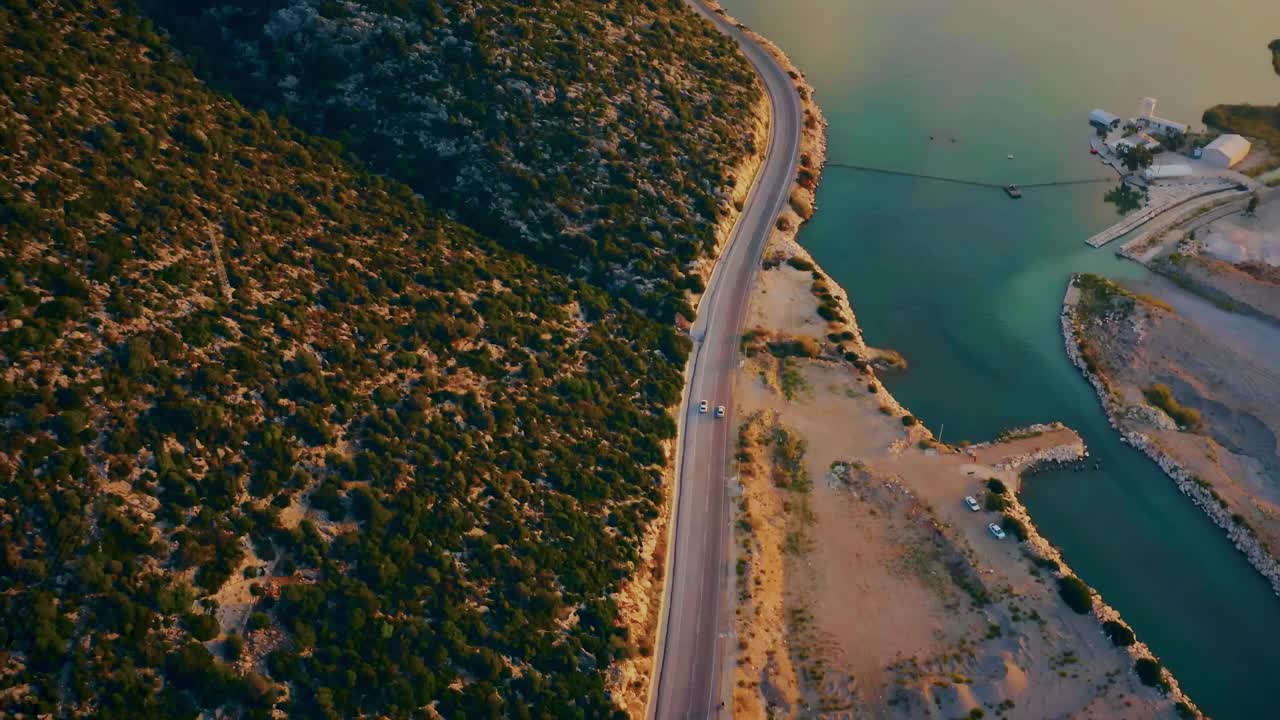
xmin=649 ymin=3 xmax=802 ymax=718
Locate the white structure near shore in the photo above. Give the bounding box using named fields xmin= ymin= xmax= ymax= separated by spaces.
xmin=1144 ymin=163 xmax=1192 ymax=180
xmin=1202 ymin=134 xmax=1251 ymax=168
xmin=1134 ymin=97 xmax=1188 ymax=137
xmin=1089 ymin=108 xmax=1121 ymax=130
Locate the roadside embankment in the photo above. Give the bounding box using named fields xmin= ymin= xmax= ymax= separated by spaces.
xmin=607 ymin=7 xmax=774 ymax=714
xmin=1062 ymin=273 xmax=1280 ymax=598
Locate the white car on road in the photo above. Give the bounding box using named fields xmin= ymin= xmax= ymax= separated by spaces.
xmin=714 ymin=405 xmax=726 ymax=418
xmin=988 ymin=522 xmax=1006 ymax=540
xmin=698 ymin=400 xmax=709 ymax=414
xmin=964 ymin=496 xmax=980 ymax=512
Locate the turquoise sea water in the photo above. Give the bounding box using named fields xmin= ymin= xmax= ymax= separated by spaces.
xmin=721 ymin=1 xmax=1280 ymax=716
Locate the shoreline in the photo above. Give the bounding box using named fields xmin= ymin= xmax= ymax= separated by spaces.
xmin=701 ymin=5 xmax=1204 ymax=714
xmin=732 ymin=231 xmax=1204 ymax=715
xmin=1061 ymin=274 xmax=1280 ymax=597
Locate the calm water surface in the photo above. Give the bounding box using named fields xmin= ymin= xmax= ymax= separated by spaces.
xmin=722 ymin=0 xmax=1280 ymax=716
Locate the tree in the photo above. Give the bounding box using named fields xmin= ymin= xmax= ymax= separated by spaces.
xmin=1134 ymin=657 xmax=1167 ymax=689
xmin=1247 ymin=192 xmax=1260 ymax=216
xmin=1102 ymin=620 xmax=1136 ymax=647
xmin=1056 ymin=575 xmax=1093 ymax=614
xmin=1118 ymin=143 xmax=1154 ymax=172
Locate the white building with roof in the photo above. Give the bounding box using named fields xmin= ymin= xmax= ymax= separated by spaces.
xmin=1133 ymin=97 xmax=1188 ymax=137
xmin=1107 ymin=133 xmax=1161 ymax=154
xmin=1089 ymin=109 xmax=1121 ymax=130
xmin=1202 ymin=134 xmax=1251 ymax=168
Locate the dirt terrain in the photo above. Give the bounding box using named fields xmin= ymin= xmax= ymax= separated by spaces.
xmin=728 ymin=248 xmax=1196 ymax=718
xmin=1065 ymin=273 xmax=1280 ymax=594
xmin=1124 ymin=190 xmax=1280 ymax=325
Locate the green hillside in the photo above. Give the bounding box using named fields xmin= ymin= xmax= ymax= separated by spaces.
xmin=0 ymin=1 xmax=731 ymax=716
xmin=145 ymin=0 xmax=762 ymax=321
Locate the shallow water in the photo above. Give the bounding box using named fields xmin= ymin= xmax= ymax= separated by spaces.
xmin=722 ymin=0 xmax=1280 ymax=716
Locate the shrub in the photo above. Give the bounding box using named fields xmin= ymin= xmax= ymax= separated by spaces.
xmin=1032 ymin=555 xmax=1060 ymax=572
xmin=1102 ymin=620 xmax=1136 ymax=647
xmin=1143 ymin=383 xmax=1202 ymax=430
xmin=767 ymin=337 xmax=820 ymax=358
xmin=225 ymin=633 xmax=245 ymax=659
xmin=1000 ymin=514 xmax=1027 ymax=541
xmin=1134 ymin=657 xmax=1166 ymax=689
xmin=901 ymin=415 xmax=916 ymax=427
xmin=984 ymin=493 xmax=1010 ymax=512
xmin=185 ymin=612 xmax=220 ymax=641
xmin=1056 ymin=575 xmax=1092 ymax=614
xmin=785 ymin=256 xmax=814 ymax=272
xmin=789 ymin=189 xmax=814 ymax=220
xmin=816 ymin=303 xmax=844 ymax=322
xmin=986 ymin=478 xmax=1007 ymax=495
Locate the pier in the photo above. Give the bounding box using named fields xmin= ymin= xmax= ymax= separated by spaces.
xmin=1085 ymin=181 xmax=1244 ymax=247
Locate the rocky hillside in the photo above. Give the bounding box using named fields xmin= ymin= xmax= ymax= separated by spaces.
xmin=0 ymin=1 xmax=732 ymax=716
xmin=145 ymin=0 xmax=763 ymax=321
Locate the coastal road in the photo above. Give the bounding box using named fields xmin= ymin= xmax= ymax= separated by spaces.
xmin=649 ymin=2 xmax=803 ymax=719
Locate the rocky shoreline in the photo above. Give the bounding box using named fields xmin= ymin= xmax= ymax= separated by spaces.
xmin=754 ymin=237 xmax=1206 ymax=716
xmin=1000 ymin=468 xmax=1204 ymax=717
xmin=1061 ymin=274 xmax=1280 ymax=597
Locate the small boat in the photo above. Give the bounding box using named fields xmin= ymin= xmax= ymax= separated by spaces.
xmin=1005 ymin=184 xmax=1022 ymax=199
xmin=1006 ymin=153 xmax=1015 ymax=160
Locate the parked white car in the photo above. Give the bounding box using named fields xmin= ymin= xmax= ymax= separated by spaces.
xmin=964 ymin=496 xmax=980 ymax=512
xmin=988 ymin=522 xmax=1006 ymax=540
xmin=698 ymin=400 xmax=709 ymax=414
xmin=714 ymin=405 xmax=726 ymax=418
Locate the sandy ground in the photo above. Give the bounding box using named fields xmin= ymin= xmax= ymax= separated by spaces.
xmin=1068 ymin=273 xmax=1280 ymax=590
xmin=730 ymin=250 xmax=1194 ymax=718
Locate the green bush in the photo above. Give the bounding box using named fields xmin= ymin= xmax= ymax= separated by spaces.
xmin=1134 ymin=657 xmax=1167 ymax=689
xmin=1056 ymin=575 xmax=1093 ymax=614
xmin=224 ymin=633 xmax=245 ymax=659
xmin=185 ymin=613 xmax=220 ymax=641
xmin=1000 ymin=514 xmax=1027 ymax=541
xmin=1143 ymin=383 xmax=1202 ymax=430
xmin=767 ymin=337 xmax=821 ymax=358
xmin=986 ymin=478 xmax=1007 ymax=495
xmin=1102 ymin=620 xmax=1136 ymax=647
xmin=984 ymin=493 xmax=1010 ymax=512
xmin=901 ymin=415 xmax=917 ymax=427
xmin=785 ymin=257 xmax=814 ymax=272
